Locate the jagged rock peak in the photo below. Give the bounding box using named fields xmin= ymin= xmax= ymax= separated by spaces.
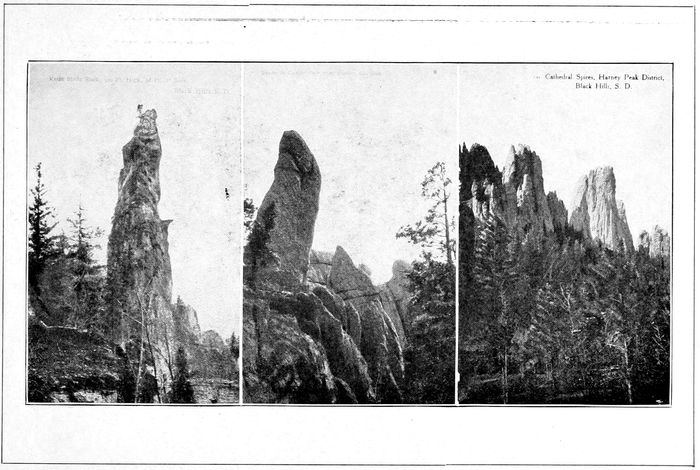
xmin=459 ymin=143 xmax=506 ymax=223
xmin=639 ymin=225 xmax=670 ymax=258
xmin=378 ymin=260 xmax=413 ymax=348
xmin=569 ymin=166 xmax=634 ymax=251
xmin=502 ymin=144 xmax=555 ymax=237
xmin=307 ymin=249 xmax=334 ymax=286
xmin=251 ymin=130 xmax=322 ymax=288
xmin=547 ymin=191 xmax=568 ymax=232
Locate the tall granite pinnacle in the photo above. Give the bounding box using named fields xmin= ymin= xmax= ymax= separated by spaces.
xmin=107 ymin=108 xmax=177 ymax=401
xmin=569 ymin=166 xmax=634 ymax=251
xmin=252 ymin=130 xmax=321 ymax=288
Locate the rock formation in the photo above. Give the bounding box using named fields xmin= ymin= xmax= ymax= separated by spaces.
xmin=639 ymin=225 xmax=670 ymax=258
xmin=569 ymin=167 xmax=634 ymax=251
xmin=503 ymin=145 xmax=555 ymax=237
xmin=249 ymin=130 xmax=321 ymax=289
xmin=378 ymin=260 xmax=413 ymax=347
xmin=547 ymin=191 xmax=568 ymax=232
xmin=329 ymin=246 xmax=404 ymax=402
xmin=307 ymin=249 xmax=334 ymax=286
xmin=459 ymin=143 xmax=506 ymax=225
xmin=106 ymin=108 xmax=177 ymax=401
xmin=244 ymin=131 xmax=416 ymax=403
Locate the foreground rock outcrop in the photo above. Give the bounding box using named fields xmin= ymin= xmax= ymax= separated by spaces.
xmin=106 ymin=108 xmax=177 ymax=399
xmin=569 ymin=167 xmax=634 ymax=251
xmin=329 ymin=246 xmax=404 ymax=402
xmin=28 ymin=316 xmax=128 ymax=403
xmin=244 ymin=131 xmax=408 ymax=403
xmin=250 ymin=130 xmax=322 ymax=288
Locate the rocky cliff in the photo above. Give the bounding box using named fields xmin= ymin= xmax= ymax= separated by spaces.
xmin=329 ymin=246 xmax=404 ymax=402
xmin=244 ymin=131 xmax=408 ymax=403
xmin=106 ymin=108 xmax=177 ymax=401
xmin=639 ymin=225 xmax=670 ymax=259
xmin=378 ymin=260 xmax=413 ymax=347
xmin=249 ymin=130 xmax=322 ymax=289
xmin=503 ymin=145 xmax=555 ymax=237
xmin=569 ymin=167 xmax=634 ymax=251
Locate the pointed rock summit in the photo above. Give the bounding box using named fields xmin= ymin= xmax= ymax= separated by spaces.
xmin=253 ymin=130 xmax=321 ymax=288
xmin=106 ymin=108 xmax=177 ymax=398
xmin=502 ymin=145 xmax=556 ymax=237
xmin=329 ymin=246 xmax=404 ymax=403
xmin=569 ymin=167 xmax=634 ymax=251
xmin=639 ymin=225 xmax=670 ymax=258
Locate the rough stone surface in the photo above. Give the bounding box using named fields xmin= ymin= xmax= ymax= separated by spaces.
xmin=252 ymin=131 xmax=321 ymax=288
xmin=569 ymin=167 xmax=634 ymax=251
xmin=329 ymin=246 xmax=404 ymax=403
xmin=640 ymin=226 xmax=670 ymax=259
xmin=460 ymin=144 xmax=506 ymax=224
xmin=28 ymin=317 xmax=124 ymax=403
xmin=378 ymin=260 xmax=413 ymax=347
xmin=200 ymin=330 xmax=225 ymax=352
xmin=502 ymin=145 xmax=555 ymax=237
xmin=307 ymin=249 xmax=334 ymax=286
xmin=547 ymin=191 xmax=568 ymax=232
xmin=243 ymin=291 xmax=337 ymax=404
xmin=106 ymin=108 xmax=177 ymax=396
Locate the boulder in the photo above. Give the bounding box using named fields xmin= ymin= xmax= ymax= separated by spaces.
xmin=243 ymin=292 xmax=337 ymax=404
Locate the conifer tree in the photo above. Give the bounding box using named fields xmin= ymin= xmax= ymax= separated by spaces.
xmin=28 ymin=163 xmax=57 ymax=290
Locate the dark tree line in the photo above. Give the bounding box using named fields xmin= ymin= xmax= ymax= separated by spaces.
xmin=459 ymin=192 xmax=670 ymax=405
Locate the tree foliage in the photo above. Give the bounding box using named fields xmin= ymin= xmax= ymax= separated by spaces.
xmin=397 ymin=161 xmax=456 ymax=266
xmin=245 ymin=202 xmax=277 ymax=289
xmin=397 ymin=161 xmax=456 ymax=404
xmin=28 ymin=163 xmax=57 ymax=290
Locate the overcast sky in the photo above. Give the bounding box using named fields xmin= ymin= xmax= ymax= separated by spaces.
xmin=459 ymin=64 xmax=672 ymax=242
xmin=28 ymin=62 xmax=241 ymax=337
xmin=243 ymin=63 xmax=458 ymax=284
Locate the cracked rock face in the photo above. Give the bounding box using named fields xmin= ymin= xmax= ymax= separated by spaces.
xmin=378 ymin=260 xmax=413 ymax=347
xmin=106 ymin=108 xmax=176 ymax=399
xmin=329 ymin=246 xmax=404 ymax=403
xmin=502 ymin=145 xmax=555 ymax=238
xmin=254 ymin=131 xmax=321 ymax=288
xmin=569 ymin=167 xmax=634 ymax=251
xmin=639 ymin=225 xmax=670 ymax=258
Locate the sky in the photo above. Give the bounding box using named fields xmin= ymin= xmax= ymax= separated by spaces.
xmin=243 ymin=63 xmax=458 ymax=284
xmin=459 ymin=64 xmax=672 ymax=242
xmin=28 ymin=63 xmax=242 ymax=337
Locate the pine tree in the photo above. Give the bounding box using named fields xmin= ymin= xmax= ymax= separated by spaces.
xmin=171 ymin=346 xmax=195 ymax=403
xmin=245 ymin=202 xmax=276 ymax=288
xmin=397 ymin=161 xmax=455 ymax=266
xmin=66 ymin=205 xmax=105 ymax=330
xmin=28 ymin=163 xmax=57 ymax=290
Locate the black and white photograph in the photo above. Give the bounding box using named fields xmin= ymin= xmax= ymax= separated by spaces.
xmin=242 ymin=63 xmax=457 ymax=404
xmin=458 ymin=64 xmax=672 ymax=405
xmin=26 ymin=63 xmax=242 ymax=404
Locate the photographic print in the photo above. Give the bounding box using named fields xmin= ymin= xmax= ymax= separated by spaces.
xmin=458 ymin=64 xmax=672 ymax=405
xmin=242 ymin=64 xmax=457 ymax=404
xmin=27 ymin=63 xmax=242 ymax=404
